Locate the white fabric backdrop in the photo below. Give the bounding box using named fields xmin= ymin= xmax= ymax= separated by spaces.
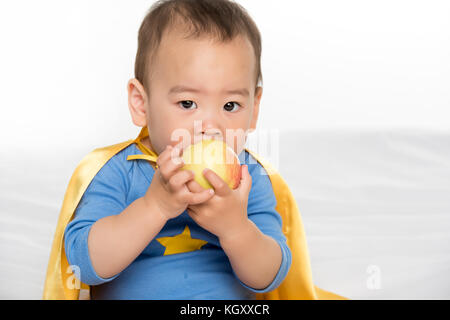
xmin=1 ymin=128 xmax=449 ymax=299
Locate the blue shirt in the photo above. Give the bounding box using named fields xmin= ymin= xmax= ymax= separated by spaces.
xmin=64 ymin=143 xmax=291 ymax=299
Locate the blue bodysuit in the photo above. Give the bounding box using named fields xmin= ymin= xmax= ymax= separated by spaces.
xmin=64 ymin=143 xmax=292 ymax=299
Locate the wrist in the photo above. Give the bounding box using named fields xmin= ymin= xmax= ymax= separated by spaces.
xmin=141 ymin=194 xmax=170 ymax=224
xmin=219 ymin=218 xmax=255 ymax=248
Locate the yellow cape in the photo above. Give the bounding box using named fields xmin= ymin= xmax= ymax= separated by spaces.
xmin=43 ymin=127 xmax=348 ymax=300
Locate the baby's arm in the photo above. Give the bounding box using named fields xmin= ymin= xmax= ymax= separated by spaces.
xmin=65 ymin=145 xmax=213 ymax=282
xmin=87 ymin=195 xmax=168 ymax=279
xmin=219 ymin=219 xmax=283 ymax=290
xmin=221 ymin=163 xmax=291 ymax=292
xmin=65 ymin=156 xmax=170 ymax=282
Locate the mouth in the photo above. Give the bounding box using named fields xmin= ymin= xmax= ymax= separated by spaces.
xmin=194 ymin=134 xmax=224 ymax=142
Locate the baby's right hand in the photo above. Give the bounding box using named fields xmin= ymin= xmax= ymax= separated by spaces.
xmin=143 ymin=143 xmax=215 ymax=221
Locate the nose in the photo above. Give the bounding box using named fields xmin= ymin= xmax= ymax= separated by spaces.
xmin=193 ymin=108 xmax=223 ymax=139
xmin=202 ymin=127 xmax=222 ymax=138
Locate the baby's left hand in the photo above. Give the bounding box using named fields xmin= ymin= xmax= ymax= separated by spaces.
xmin=186 ymin=165 xmax=252 ymax=241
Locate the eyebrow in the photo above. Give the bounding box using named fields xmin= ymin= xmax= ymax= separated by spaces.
xmin=168 ymin=85 xmax=250 ymax=97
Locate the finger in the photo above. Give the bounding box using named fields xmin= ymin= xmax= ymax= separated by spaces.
xmin=156 ymin=145 xmax=174 ymax=167
xmin=186 ymin=179 xmax=206 ymax=193
xmin=237 ymin=165 xmax=252 ymax=195
xmin=202 ymin=168 xmax=231 ymax=196
xmin=170 ymin=140 xmax=185 ymax=161
xmin=158 ymin=153 xmax=185 ymax=182
xmin=167 ymin=169 xmax=194 ymax=191
xmin=186 ymin=188 xmax=215 ymax=205
xmin=158 ymin=141 xmax=184 ymax=164
xmin=168 ymin=144 xmax=184 ymax=166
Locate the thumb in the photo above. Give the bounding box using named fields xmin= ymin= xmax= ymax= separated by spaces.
xmin=237 ymin=164 xmax=252 ymax=195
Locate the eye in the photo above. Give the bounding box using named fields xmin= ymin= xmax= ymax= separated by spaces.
xmin=224 ymin=102 xmax=241 ymax=113
xmin=178 ymin=100 xmax=197 ymax=110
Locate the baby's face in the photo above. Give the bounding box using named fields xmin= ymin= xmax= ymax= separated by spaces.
xmin=137 ymin=28 xmax=262 ymax=156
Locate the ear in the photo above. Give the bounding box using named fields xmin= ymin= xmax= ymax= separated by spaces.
xmin=249 ymin=86 xmax=263 ymax=132
xmin=127 ymin=78 xmax=149 ymax=127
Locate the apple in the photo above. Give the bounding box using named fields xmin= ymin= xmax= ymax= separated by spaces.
xmin=180 ymin=139 xmax=241 ymax=190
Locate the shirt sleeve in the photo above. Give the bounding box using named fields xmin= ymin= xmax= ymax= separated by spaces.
xmin=234 ymin=158 xmax=292 ymax=293
xmin=64 ymin=155 xmax=130 ymax=286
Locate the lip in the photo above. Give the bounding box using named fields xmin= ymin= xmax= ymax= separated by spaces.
xmin=203 ymin=135 xmax=222 ymax=140
xmin=195 ymin=135 xmax=223 ymax=142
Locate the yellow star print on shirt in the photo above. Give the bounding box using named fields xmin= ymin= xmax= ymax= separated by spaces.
xmin=156 ymin=225 xmax=208 ymax=256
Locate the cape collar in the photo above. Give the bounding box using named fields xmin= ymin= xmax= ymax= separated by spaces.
xmin=127 ymin=126 xmax=159 ymax=169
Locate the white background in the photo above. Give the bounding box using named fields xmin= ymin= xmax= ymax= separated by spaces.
xmin=1 ymin=0 xmax=449 ymax=150
xmin=0 ymin=0 xmax=449 ymax=299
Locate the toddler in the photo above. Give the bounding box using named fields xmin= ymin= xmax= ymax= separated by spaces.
xmin=64 ymin=0 xmax=291 ymax=299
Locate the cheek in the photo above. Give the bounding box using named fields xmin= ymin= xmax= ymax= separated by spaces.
xmin=234 ymin=137 xmax=248 ymax=156
xmin=149 ymin=102 xmax=189 ymax=148
xmin=165 ymin=121 xmax=193 ymax=150
xmin=224 ymin=126 xmax=249 ymax=155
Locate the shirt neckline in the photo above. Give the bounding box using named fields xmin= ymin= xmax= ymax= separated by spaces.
xmin=130 ymin=143 xmax=157 ymax=184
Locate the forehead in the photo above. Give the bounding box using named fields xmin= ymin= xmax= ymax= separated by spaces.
xmin=152 ymin=27 xmax=256 ymax=89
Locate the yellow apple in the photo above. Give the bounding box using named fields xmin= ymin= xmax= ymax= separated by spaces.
xmin=180 ymin=139 xmax=241 ymax=190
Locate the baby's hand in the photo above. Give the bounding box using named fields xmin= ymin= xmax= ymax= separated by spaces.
xmin=186 ymin=165 xmax=252 ymax=241
xmin=143 ymin=143 xmax=215 ymax=220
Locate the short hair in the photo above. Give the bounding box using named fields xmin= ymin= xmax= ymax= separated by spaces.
xmin=134 ymin=0 xmax=263 ymax=95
